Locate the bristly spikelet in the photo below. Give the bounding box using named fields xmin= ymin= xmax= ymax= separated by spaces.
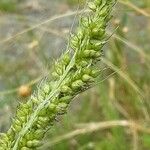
xmin=0 ymin=0 xmax=117 ymax=149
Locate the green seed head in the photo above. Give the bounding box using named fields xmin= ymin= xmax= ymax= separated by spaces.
xmin=0 ymin=0 xmax=116 ymax=149
xmin=71 ymin=80 xmax=84 ymax=90
xmin=61 ymin=85 xmax=72 ymax=94
xmin=82 ymin=74 xmax=94 ymax=82
xmin=27 ymin=140 xmax=41 ymax=148
xmin=88 ymin=2 xmax=97 ymax=11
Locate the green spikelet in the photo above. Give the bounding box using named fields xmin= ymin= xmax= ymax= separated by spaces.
xmin=0 ymin=0 xmax=117 ymax=149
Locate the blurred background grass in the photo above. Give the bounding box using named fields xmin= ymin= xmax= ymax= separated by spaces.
xmin=0 ymin=0 xmax=150 ymax=149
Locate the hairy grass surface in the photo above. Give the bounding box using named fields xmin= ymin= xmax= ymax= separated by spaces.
xmin=0 ymin=0 xmax=150 ymax=149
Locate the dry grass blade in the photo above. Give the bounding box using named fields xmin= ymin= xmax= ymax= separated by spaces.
xmin=42 ymin=120 xmax=150 ymax=148
xmin=101 ymin=58 xmax=150 ymax=120
xmin=109 ymin=32 xmax=150 ymax=62
xmin=119 ymin=0 xmax=150 ymax=17
xmin=0 ymin=9 xmax=89 ymax=45
xmin=102 ymin=58 xmax=143 ymax=97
